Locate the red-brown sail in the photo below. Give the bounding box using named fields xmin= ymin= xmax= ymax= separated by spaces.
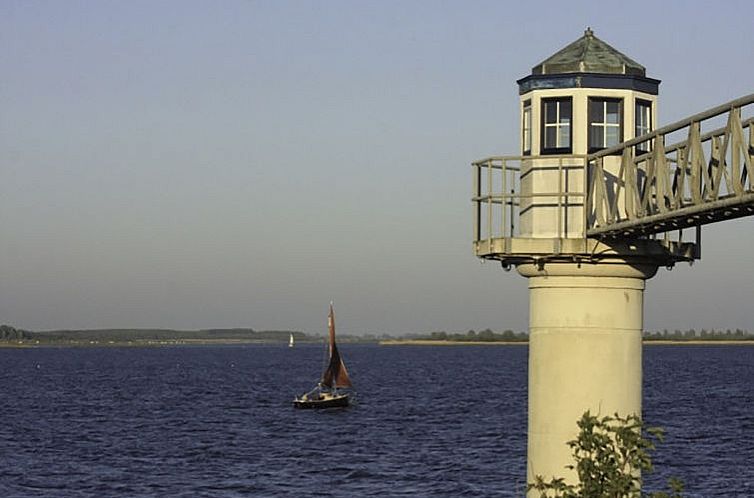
xmin=321 ymin=303 xmax=352 ymax=388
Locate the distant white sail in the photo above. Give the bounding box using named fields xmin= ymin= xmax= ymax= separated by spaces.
xmin=289 ymin=333 xmax=294 ymax=347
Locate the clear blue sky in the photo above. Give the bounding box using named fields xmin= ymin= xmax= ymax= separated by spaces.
xmin=1 ymin=0 xmax=752 ymax=334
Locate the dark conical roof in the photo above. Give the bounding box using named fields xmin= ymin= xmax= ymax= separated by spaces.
xmin=532 ymin=28 xmax=645 ymax=77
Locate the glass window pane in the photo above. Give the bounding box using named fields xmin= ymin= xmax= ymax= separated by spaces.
xmin=636 ymin=102 xmax=651 ymax=136
xmin=590 ymin=100 xmax=603 ymax=123
xmin=558 ymin=125 xmax=570 ymax=148
xmin=590 ymin=125 xmax=604 ymax=148
xmin=606 ymin=126 xmax=620 ymax=146
xmin=545 ymin=126 xmax=556 ymax=148
xmin=544 ymin=102 xmax=557 ymax=124
xmin=560 ymin=100 xmax=572 ymax=123
xmin=606 ymin=101 xmax=620 ymax=124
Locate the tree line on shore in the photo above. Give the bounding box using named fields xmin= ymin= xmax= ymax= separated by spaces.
xmin=0 ymin=324 xmax=392 ymax=345
xmin=420 ymin=328 xmax=753 ymax=343
xmin=0 ymin=325 xmax=308 ymax=344
xmin=425 ymin=329 xmax=528 ymax=342
xmin=1 ymin=324 xmax=752 ymax=344
xmin=642 ymin=328 xmax=751 ymax=341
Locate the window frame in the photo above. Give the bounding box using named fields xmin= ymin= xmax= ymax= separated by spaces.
xmin=588 ymin=97 xmax=624 ymax=154
xmin=635 ymin=99 xmax=653 ymax=154
xmin=540 ymin=97 xmax=573 ymax=155
xmin=522 ymin=99 xmax=532 ymax=155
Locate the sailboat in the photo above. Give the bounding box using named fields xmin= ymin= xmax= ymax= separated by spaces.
xmin=289 ymin=333 xmax=294 ymax=348
xmin=293 ymin=303 xmax=353 ymax=409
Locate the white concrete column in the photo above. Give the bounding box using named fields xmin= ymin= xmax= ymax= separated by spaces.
xmin=517 ymin=262 xmax=657 ymax=490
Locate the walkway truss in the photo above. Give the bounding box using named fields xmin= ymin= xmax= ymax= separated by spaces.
xmin=472 ymin=94 xmax=754 ymax=265
xmin=587 ymin=94 xmax=754 ymax=238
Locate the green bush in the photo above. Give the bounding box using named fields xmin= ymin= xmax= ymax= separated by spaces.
xmin=528 ymin=412 xmax=684 ymax=498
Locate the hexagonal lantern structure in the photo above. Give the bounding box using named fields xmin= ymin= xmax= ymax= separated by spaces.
xmin=517 ymin=27 xmax=660 ymax=239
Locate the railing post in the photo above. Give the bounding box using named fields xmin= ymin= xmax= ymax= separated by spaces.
xmin=748 ymin=120 xmax=754 ymax=188
xmin=487 ymin=159 xmax=493 ymax=246
xmin=689 ymin=122 xmax=704 ymax=204
xmin=557 ymin=158 xmax=563 ymax=241
xmin=583 ymin=157 xmax=590 ymax=238
xmin=729 ymin=108 xmax=747 ymax=197
xmin=673 ymin=145 xmax=688 ymax=208
xmin=473 ymin=162 xmax=480 ymax=245
xmin=622 ymin=147 xmax=636 ymax=220
xmin=653 ymin=138 xmax=669 ymax=213
xmin=709 ymin=136 xmax=723 ymax=200
xmin=593 ymin=158 xmax=608 ymax=226
xmin=502 ymin=159 xmax=508 ymax=238
xmin=510 ymin=187 xmax=515 ymax=239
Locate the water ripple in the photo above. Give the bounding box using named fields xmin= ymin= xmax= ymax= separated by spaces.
xmin=0 ymin=344 xmax=750 ymax=496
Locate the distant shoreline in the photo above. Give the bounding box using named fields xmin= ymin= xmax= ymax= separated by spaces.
xmin=2 ymin=338 xmax=752 ymax=349
xmin=380 ymin=339 xmax=754 ymax=346
xmin=0 ymin=339 xmax=313 ymax=348
xmin=642 ymin=340 xmax=754 ymax=346
xmin=380 ymin=340 xmax=526 ymax=346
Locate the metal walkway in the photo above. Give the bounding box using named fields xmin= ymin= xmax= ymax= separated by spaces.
xmin=586 ymin=94 xmax=754 ymax=238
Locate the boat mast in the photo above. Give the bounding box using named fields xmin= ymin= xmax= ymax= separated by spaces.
xmin=321 ymin=301 xmax=352 ymax=390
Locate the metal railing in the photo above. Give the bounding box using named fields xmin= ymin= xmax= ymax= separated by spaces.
xmin=472 ymin=155 xmax=587 ymax=245
xmin=470 ymin=94 xmax=754 ymax=263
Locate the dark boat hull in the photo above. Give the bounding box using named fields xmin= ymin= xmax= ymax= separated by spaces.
xmin=293 ymin=393 xmax=350 ymax=409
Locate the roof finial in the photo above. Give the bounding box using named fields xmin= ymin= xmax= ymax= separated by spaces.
xmin=585 ymin=27 xmax=594 ymax=38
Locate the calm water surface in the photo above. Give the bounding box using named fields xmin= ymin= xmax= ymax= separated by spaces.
xmin=0 ymin=344 xmax=751 ymax=497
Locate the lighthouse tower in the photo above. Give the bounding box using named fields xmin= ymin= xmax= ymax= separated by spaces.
xmin=472 ymin=29 xmax=697 ymax=488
